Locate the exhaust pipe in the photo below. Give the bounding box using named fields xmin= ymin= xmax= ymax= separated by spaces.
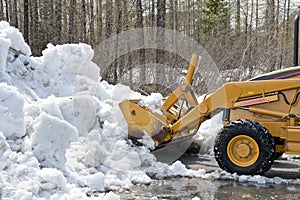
xmin=294 ymin=15 xmax=299 ymax=66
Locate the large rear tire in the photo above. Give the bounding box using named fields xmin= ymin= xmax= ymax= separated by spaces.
xmin=214 ymin=119 xmax=275 ymax=175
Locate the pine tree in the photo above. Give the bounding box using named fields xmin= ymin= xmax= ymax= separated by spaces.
xmin=202 ymin=0 xmax=230 ymax=36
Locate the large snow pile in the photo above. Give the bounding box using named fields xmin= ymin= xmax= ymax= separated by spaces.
xmin=1 ymin=21 xmax=300 ymax=199
xmin=0 ymin=21 xmax=209 ymax=199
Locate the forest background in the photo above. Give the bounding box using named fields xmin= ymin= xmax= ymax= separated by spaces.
xmin=1 ymin=0 xmax=300 ymax=94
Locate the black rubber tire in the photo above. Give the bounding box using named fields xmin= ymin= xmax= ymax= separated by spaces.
xmin=214 ymin=119 xmax=275 ymax=175
xmin=275 ymin=152 xmax=284 ymax=160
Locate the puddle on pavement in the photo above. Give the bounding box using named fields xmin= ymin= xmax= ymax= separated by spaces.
xmin=116 ymin=177 xmax=300 ymax=199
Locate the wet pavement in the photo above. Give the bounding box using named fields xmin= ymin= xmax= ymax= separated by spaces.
xmin=116 ymin=154 xmax=300 ymax=199
xmin=180 ymin=154 xmax=300 ymax=179
xmin=117 ymin=178 xmax=300 ymax=199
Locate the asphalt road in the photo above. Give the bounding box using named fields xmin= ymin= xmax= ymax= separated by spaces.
xmin=179 ymin=154 xmax=300 ymax=179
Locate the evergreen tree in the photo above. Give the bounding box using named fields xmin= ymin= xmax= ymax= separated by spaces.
xmin=202 ymin=0 xmax=230 ymax=36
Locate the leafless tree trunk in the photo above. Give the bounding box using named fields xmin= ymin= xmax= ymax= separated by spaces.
xmin=112 ymin=0 xmax=122 ymax=84
xmin=267 ymin=0 xmax=276 ymax=70
xmin=81 ymin=0 xmax=86 ymax=42
xmin=96 ymin=0 xmax=102 ymax=43
xmin=4 ymin=0 xmax=9 ymax=22
xmin=136 ymin=0 xmax=146 ymax=84
xmin=236 ymin=0 xmax=241 ymax=35
xmin=23 ymin=0 xmax=29 ymax=43
xmin=105 ymin=0 xmax=112 ymax=39
xmin=54 ymin=0 xmax=62 ymax=43
xmin=0 ymin=0 xmax=4 ymax=21
xmin=279 ymin=0 xmax=287 ymax=68
xmin=156 ymin=0 xmax=166 ymax=89
xmin=13 ymin=0 xmax=18 ymax=28
xmin=30 ymin=0 xmax=40 ymax=54
xmin=68 ymin=0 xmax=75 ymax=43
xmin=90 ymin=0 xmax=95 ymax=45
xmin=151 ymin=0 xmax=155 ymax=26
xmin=49 ymin=0 xmax=54 ymax=41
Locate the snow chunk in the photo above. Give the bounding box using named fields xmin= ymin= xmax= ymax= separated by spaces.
xmin=42 ymin=43 xmax=100 ymax=81
xmin=102 ymin=191 xmax=120 ymax=200
xmin=31 ymin=113 xmax=78 ymax=168
xmin=139 ymin=93 xmax=163 ymax=114
xmin=0 ymin=83 xmax=25 ymax=138
xmin=0 ymin=37 xmax=10 ymax=72
xmin=103 ymin=140 xmax=142 ymax=171
xmin=130 ymin=171 xmax=151 ymax=185
xmin=39 ymin=168 xmax=67 ymax=190
xmin=73 ymin=95 xmax=97 ymax=136
xmin=111 ymin=84 xmax=141 ymax=101
xmin=11 ymin=189 xmax=33 ymax=200
xmin=83 ymin=130 xmax=107 ymax=167
xmin=0 ymin=21 xmax=31 ymax=56
xmin=193 ymin=112 xmax=223 ymax=154
xmin=86 ymin=172 xmax=105 ymax=192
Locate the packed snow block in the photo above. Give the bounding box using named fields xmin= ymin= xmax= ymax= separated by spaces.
xmin=103 ymin=140 xmax=142 ymax=171
xmin=74 ymin=75 xmax=112 ymax=100
xmin=129 ymin=171 xmax=151 ymax=185
xmin=39 ymin=168 xmax=67 ymax=190
xmin=86 ymin=172 xmax=105 ymax=192
xmin=31 ymin=113 xmax=78 ymax=168
xmin=111 ymin=84 xmax=135 ymax=101
xmin=41 ymin=43 xmax=100 ymax=82
xmin=83 ymin=130 xmax=106 ymax=167
xmin=97 ymin=191 xmax=120 ymax=200
xmin=73 ymin=95 xmax=97 ymax=136
xmin=0 ymin=21 xmax=31 ymax=56
xmin=0 ymin=37 xmax=10 ymax=73
xmin=0 ymin=83 xmax=25 ymax=138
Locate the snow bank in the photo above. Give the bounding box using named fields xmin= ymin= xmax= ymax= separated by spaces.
xmin=1 ymin=21 xmax=299 ymax=199
xmin=0 ymin=21 xmax=31 ymax=56
xmin=0 ymin=20 xmax=160 ymax=199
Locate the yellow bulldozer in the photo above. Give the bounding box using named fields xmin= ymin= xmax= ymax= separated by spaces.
xmin=119 ymin=15 xmax=300 ymax=175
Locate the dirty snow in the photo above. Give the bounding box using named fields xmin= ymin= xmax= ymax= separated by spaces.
xmin=0 ymin=20 xmax=300 ymax=199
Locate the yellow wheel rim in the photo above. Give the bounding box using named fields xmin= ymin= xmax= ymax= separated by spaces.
xmin=227 ymin=135 xmax=259 ymax=167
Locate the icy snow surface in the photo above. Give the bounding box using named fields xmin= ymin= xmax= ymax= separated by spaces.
xmin=1 ymin=21 xmax=300 ymax=199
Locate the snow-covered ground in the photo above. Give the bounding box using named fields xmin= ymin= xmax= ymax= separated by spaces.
xmin=1 ymin=21 xmax=300 ymax=199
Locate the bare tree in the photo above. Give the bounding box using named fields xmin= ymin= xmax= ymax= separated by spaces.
xmin=4 ymin=0 xmax=8 ymax=22
xmin=68 ymin=0 xmax=75 ymax=43
xmin=23 ymin=0 xmax=29 ymax=43
xmin=236 ymin=0 xmax=241 ymax=35
xmin=136 ymin=0 xmax=146 ymax=83
xmin=96 ymin=0 xmax=102 ymax=43
xmin=156 ymin=0 xmax=166 ymax=89
xmin=90 ymin=0 xmax=95 ymax=45
xmin=81 ymin=0 xmax=86 ymax=42
xmin=0 ymin=0 xmax=4 ymax=21
xmin=13 ymin=0 xmax=18 ymax=28
xmin=54 ymin=0 xmax=62 ymax=43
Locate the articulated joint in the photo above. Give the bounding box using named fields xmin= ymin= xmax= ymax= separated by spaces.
xmin=288 ymin=114 xmax=300 ymax=126
xmin=181 ymin=83 xmax=191 ymax=92
xmin=199 ymin=103 xmax=208 ymax=114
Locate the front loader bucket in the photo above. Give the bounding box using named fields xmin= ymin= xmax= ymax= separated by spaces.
xmin=119 ymin=99 xmax=169 ymax=146
xmin=119 ymin=54 xmax=201 ymax=164
xmin=151 ymin=133 xmax=196 ymax=164
xmin=119 ymin=99 xmax=197 ymax=164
